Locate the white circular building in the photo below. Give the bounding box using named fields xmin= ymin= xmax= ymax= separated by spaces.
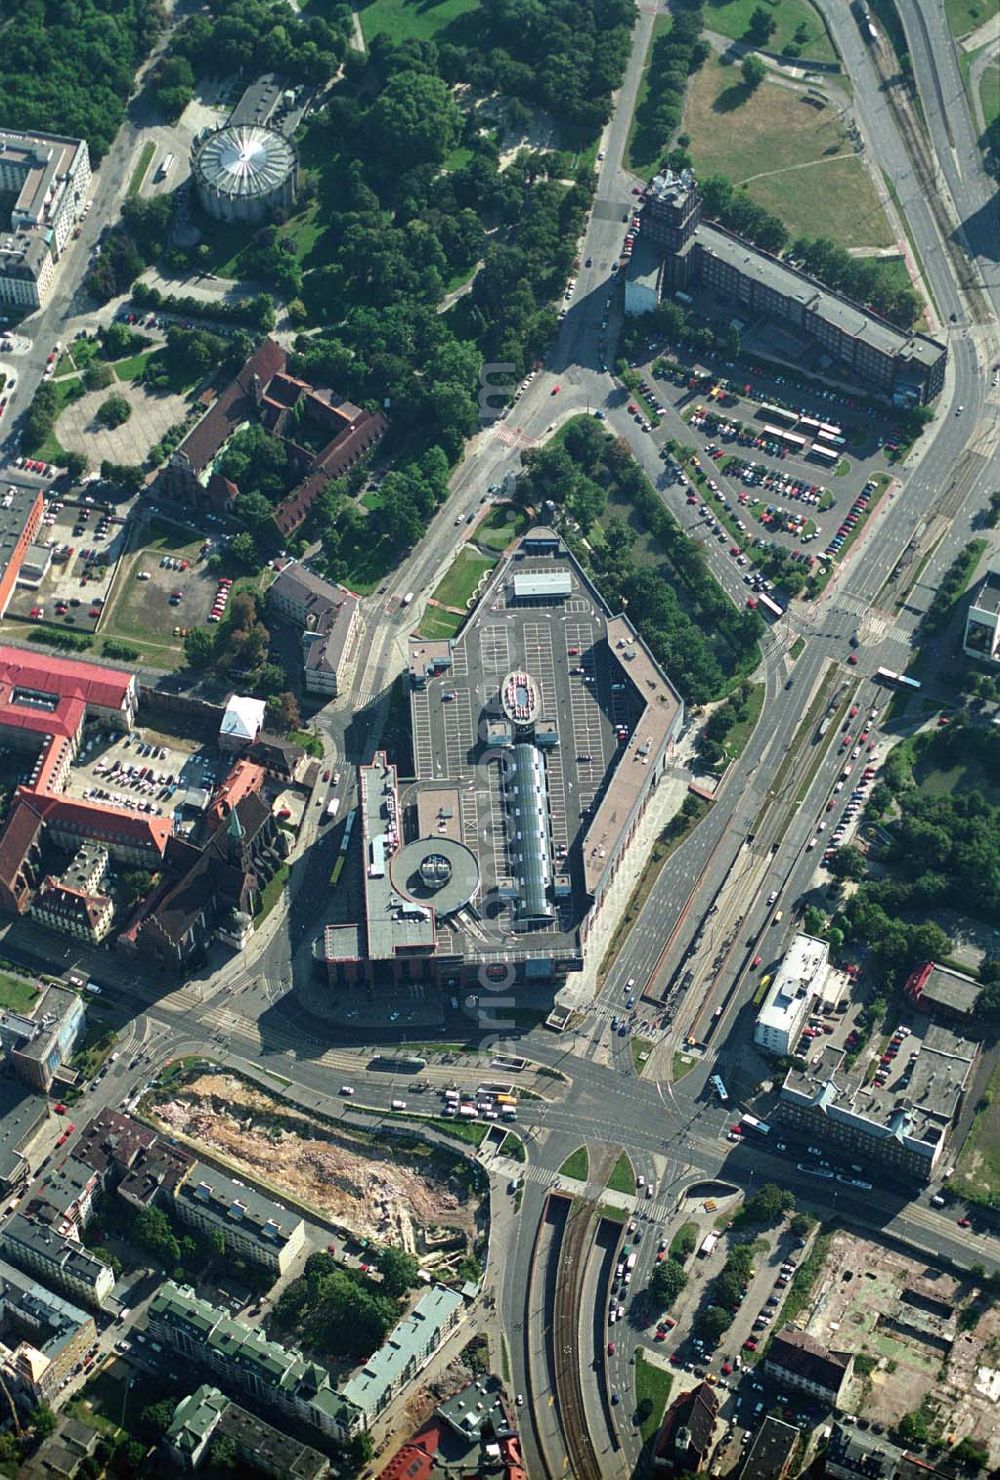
xmin=191 ymin=124 xmax=297 ymax=225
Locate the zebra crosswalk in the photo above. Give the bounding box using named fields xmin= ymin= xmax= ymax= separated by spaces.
xmin=492 ymin=423 xmax=539 ymax=452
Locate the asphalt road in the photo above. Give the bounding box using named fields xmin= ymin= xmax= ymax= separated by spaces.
xmin=1 ymin=1 xmax=999 ymax=1472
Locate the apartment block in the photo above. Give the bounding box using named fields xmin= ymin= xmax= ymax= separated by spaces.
xmin=173 ymin=1162 xmax=306 ymax=1275
xmin=0 ymin=1213 xmax=113 ymax=1307
xmin=148 ymin=1282 xmax=365 ymax=1444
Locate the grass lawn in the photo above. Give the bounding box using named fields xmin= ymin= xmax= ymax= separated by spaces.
xmin=357 ymin=0 xmax=479 ymax=44
xmin=502 ymin=1132 xmax=526 ymax=1163
xmin=70 ymin=1019 xmax=118 ymax=1079
xmin=945 ymin=0 xmax=992 ymax=38
xmin=419 ymin=605 xmax=466 ymax=640
xmin=0 ymin=970 xmax=42 ymax=1012
xmin=980 ymin=61 xmax=1000 ymax=132
xmin=956 ymin=1057 xmax=1000 ymax=1202
xmin=703 ymin=0 xmax=836 ymax=62
xmin=635 ymin=1351 xmax=673 ymax=1442
xmin=912 ymin=752 xmax=1000 ymax=807
xmin=425 ymin=548 xmax=496 ymax=618
xmin=256 ymin=862 xmax=290 ymax=922
xmin=669 ymin=1220 xmax=698 ymax=1260
xmin=685 ymin=58 xmax=893 ymax=248
xmin=128 ymin=139 xmax=156 ymax=197
xmin=559 ymin=1146 xmax=590 ymax=1181
xmin=114 ymin=349 xmax=158 ymax=382
xmin=607 ymin=1151 xmax=635 ymax=1196
xmin=722 ymin=681 xmax=764 ymax=761
xmin=672 ymin=1051 xmax=698 ymax=1081
xmin=631 ymin=1036 xmax=656 ymax=1075
xmin=476 ymin=504 xmax=529 ymax=554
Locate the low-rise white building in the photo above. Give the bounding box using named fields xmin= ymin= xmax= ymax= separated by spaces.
xmin=963 ymin=569 xmax=1000 ymax=665
xmin=753 ymin=933 xmax=831 ymax=1057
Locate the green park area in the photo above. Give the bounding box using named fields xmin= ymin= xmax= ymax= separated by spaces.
xmin=703 ymin=0 xmax=836 ymax=61
xmin=607 ymin=1152 xmax=635 ymax=1196
xmin=476 ymin=504 xmax=530 ymax=554
xmin=0 ymin=970 xmax=42 ymax=1013
xmin=956 ymin=1058 xmax=1000 ymax=1205
xmin=357 ymin=0 xmax=478 ymax=44
xmin=558 ymin=1146 xmax=590 ymax=1180
xmin=420 ymin=549 xmax=497 ymax=639
xmin=945 ymin=0 xmax=992 ymax=39
xmin=635 ymin=1352 xmax=673 ymax=1442
xmin=685 ymin=57 xmax=894 ymax=249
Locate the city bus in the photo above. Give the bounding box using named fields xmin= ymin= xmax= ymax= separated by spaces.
xmin=819 ymin=421 xmax=843 ymax=438
xmin=758 ymin=403 xmax=798 ymax=427
xmin=798 ymin=415 xmax=822 ymax=435
xmin=709 ymin=1074 xmax=729 ymax=1103
xmin=875 ymin=667 xmax=922 ymax=690
xmin=809 ymin=442 xmax=839 ymax=465
xmin=779 ymin=429 xmax=807 ymax=452
xmin=757 ymin=592 xmax=785 ymax=620
xmin=817 ymin=429 xmax=846 ymax=449
xmin=156 ymin=153 xmax=174 ymax=181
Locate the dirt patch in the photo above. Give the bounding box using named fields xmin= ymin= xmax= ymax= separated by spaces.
xmin=800 ymin=1229 xmax=1000 ymax=1459
xmin=150 ymin=1073 xmax=477 ymax=1251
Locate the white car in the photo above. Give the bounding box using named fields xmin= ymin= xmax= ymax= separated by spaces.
xmin=597 ymin=149 xmax=606 ymax=161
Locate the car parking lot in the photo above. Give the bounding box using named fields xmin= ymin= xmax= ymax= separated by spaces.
xmin=5 ymin=494 xmax=125 ymax=631
xmin=62 ymin=725 xmax=223 ymax=826
xmin=634 ymin=358 xmax=894 ymax=588
xmin=100 ymin=519 xmax=228 ymax=664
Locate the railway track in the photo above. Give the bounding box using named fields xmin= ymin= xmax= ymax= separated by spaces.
xmin=552 ymin=1196 xmax=603 ymax=1480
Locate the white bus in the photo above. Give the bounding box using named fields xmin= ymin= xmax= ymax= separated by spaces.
xmin=156 ymin=153 xmax=174 ymax=181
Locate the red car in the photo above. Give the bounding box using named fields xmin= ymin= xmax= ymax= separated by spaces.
xmin=826 ymin=800 xmax=835 ymax=812
xmin=751 ymin=954 xmax=762 ymax=968
xmin=322 ymin=769 xmax=331 ymax=782
xmin=743 ymin=1338 xmax=758 ymax=1352
xmin=958 ymin=1217 xmax=971 ymax=1228
xmin=670 ymin=1352 xmax=683 ymax=1364
xmin=654 ymin=1327 xmax=666 ymax=1339
xmin=656 ymin=1250 xmax=665 ymax=1262
xmin=551 ymin=385 xmax=560 ymax=396
xmin=607 ymin=1341 xmax=616 ymax=1355
xmin=54 ymin=1104 xmax=67 ymax=1115
xmin=721 ymin=1363 xmax=732 ymax=1375
xmin=938 ymin=715 xmax=950 ymax=726
xmin=847 ymin=654 xmax=859 ymax=665
xmin=849 ymin=705 xmax=859 ymax=718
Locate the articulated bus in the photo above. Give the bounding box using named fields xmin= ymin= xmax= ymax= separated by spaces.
xmin=758 ymin=403 xmax=798 ymax=427
xmin=757 ymin=592 xmax=785 ymax=620
xmin=875 ymin=667 xmax=922 ymax=690
xmin=819 ymin=421 xmax=843 ymax=438
xmin=817 ymin=430 xmax=846 ymax=449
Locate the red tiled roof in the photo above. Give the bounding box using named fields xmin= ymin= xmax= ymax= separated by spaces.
xmin=177 ymin=339 xmax=287 ymax=474
xmin=0 ymin=646 xmax=133 ymax=717
xmin=207 ymin=759 xmax=265 ymax=824
xmin=26 ymin=793 xmax=171 ymax=856
xmin=0 ymin=796 xmax=44 ymax=886
xmin=376 ymin=1421 xmax=442 ymax=1480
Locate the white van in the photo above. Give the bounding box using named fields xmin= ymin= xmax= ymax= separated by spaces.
xmin=85 ymin=981 xmax=102 ymax=995
xmin=390 ymin=1099 xmax=407 ymax=1111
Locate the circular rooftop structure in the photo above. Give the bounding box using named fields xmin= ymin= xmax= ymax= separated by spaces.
xmin=192 ymin=124 xmax=298 ymax=225
xmin=501 ymin=670 xmax=542 ymax=728
xmin=391 ymin=836 xmax=481 ymax=917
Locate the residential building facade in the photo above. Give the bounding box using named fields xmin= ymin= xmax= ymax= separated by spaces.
xmin=148 ymin=1282 xmax=365 ymax=1444
xmin=763 ymin=1328 xmax=851 ymax=1406
xmin=0 ymin=1214 xmax=114 ymax=1307
xmin=173 ymin=1162 xmax=306 ymax=1275
xmin=641 ymin=169 xmax=946 ymax=405
xmin=341 ymin=1286 xmax=464 ymax=1426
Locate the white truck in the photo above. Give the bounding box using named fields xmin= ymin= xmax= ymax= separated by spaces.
xmin=698 ymin=1232 xmax=720 ymax=1258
